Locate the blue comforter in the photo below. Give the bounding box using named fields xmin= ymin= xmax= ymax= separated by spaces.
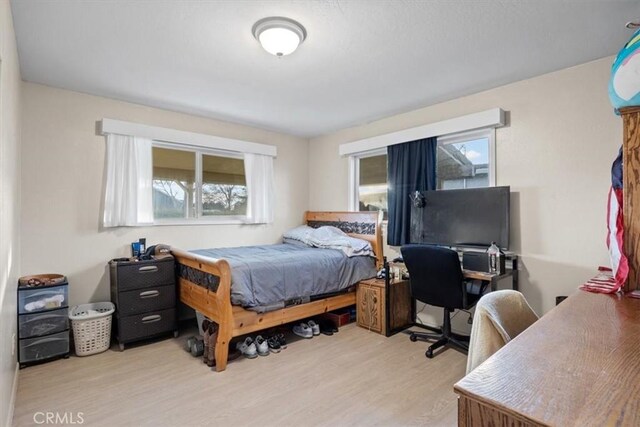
xmin=192 ymin=243 xmax=376 ymax=313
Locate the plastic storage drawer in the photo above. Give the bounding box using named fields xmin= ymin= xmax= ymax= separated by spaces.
xmin=19 ymin=331 xmax=69 ymax=363
xmin=18 ymin=285 xmax=68 ymax=314
xmin=19 ymin=308 xmax=69 ymax=338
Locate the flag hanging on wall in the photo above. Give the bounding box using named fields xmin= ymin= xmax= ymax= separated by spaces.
xmin=604 ymin=148 xmax=627 ymax=292
xmin=581 ymin=148 xmax=628 ymax=294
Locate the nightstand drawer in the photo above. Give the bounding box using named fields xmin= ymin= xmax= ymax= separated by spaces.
xmin=118 ymin=284 xmax=175 ymax=316
xmin=115 ymin=260 xmax=174 ymax=291
xmin=117 ymin=308 xmax=176 ymax=343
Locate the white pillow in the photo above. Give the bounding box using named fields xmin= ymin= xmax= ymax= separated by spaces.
xmin=282 ymin=225 xmax=315 ymax=245
xmin=283 ymin=225 xmax=374 ymax=257
xmin=309 ymin=226 xmax=374 ymax=257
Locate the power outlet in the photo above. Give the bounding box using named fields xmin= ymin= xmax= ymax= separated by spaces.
xmin=11 ymin=333 xmax=16 ymax=356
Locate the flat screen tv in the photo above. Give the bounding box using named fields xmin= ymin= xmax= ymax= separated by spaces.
xmin=410 ymin=186 xmax=510 ymax=250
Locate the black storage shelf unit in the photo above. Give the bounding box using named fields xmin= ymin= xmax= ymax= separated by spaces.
xmin=109 ymin=257 xmax=178 ymax=351
xmin=17 ymin=281 xmax=70 ymax=368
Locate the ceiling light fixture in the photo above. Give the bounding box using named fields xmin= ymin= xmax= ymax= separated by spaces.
xmin=252 ymin=17 xmax=306 ymax=57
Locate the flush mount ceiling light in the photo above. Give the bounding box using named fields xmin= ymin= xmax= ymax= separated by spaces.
xmin=252 ymin=17 xmax=306 ymax=57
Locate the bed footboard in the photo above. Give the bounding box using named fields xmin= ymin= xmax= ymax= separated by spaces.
xmin=171 ymin=248 xmax=233 ymax=372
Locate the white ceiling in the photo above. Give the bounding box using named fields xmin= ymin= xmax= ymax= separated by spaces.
xmin=10 ymin=1 xmax=640 ymax=137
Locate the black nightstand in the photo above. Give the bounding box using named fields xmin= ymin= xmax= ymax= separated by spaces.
xmin=109 ymin=257 xmax=178 ymax=350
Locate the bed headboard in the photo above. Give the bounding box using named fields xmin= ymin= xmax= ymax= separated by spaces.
xmin=304 ymin=211 xmax=384 ymax=269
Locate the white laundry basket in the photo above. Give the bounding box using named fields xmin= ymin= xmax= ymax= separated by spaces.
xmin=69 ymin=302 xmax=115 ymax=356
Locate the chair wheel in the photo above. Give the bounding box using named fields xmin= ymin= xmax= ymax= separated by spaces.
xmin=409 ymin=334 xmax=417 ymax=342
xmin=426 ymin=348 xmax=433 ymax=358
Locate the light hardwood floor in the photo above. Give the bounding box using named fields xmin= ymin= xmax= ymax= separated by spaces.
xmin=13 ymin=324 xmax=465 ymax=426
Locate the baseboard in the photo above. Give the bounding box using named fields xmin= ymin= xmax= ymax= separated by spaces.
xmin=6 ymin=362 xmax=18 ymax=427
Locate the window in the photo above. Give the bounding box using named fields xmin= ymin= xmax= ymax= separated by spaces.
xmin=202 ymin=153 xmax=247 ymax=216
xmin=349 ymin=129 xmax=495 ymax=215
xmin=436 ymin=130 xmax=494 ymax=190
xmin=152 ymin=144 xmax=247 ymax=222
xmin=352 ymin=151 xmax=388 ymax=219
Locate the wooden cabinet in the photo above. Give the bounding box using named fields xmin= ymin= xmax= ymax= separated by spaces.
xmin=357 ymin=278 xmax=412 ymax=336
xmin=109 ymin=257 xmax=178 ymax=350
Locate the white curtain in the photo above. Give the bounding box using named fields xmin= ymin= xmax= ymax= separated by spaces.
xmin=244 ymin=153 xmax=275 ymax=224
xmin=103 ymin=134 xmax=154 ymax=227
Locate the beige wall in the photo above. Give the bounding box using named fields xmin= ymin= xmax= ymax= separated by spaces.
xmin=20 ymin=83 xmax=309 ymax=307
xmin=309 ymin=57 xmax=620 ymax=330
xmin=0 ymin=1 xmax=22 ymax=424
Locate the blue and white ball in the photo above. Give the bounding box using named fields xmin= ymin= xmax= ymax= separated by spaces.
xmin=610 ymin=28 xmax=640 ymax=112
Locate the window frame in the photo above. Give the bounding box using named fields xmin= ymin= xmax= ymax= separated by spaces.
xmin=348 ymin=127 xmax=496 ymax=213
xmin=151 ymin=141 xmax=247 ymax=226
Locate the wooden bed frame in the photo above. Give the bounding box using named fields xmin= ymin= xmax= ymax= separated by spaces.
xmin=171 ymin=211 xmax=383 ymax=372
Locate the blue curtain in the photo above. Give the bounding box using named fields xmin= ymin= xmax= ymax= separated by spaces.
xmin=387 ymin=137 xmax=437 ymax=246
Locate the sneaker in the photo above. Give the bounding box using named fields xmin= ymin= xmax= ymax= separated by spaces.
xmin=267 ymin=336 xmax=281 ymax=353
xmin=293 ymin=323 xmax=313 ymax=339
xmin=275 ymin=333 xmax=287 ymax=349
xmin=307 ymin=320 xmax=321 ymax=336
xmin=254 ymin=335 xmax=270 ymax=356
xmin=236 ymin=337 xmax=258 ymax=359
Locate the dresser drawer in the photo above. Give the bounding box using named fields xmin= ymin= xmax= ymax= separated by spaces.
xmin=19 ymin=331 xmax=69 ymax=363
xmin=117 ymin=284 xmax=175 ymax=316
xmin=19 ymin=308 xmax=69 ymax=338
xmin=115 ymin=260 xmax=174 ymax=291
xmin=117 ymin=308 xmax=176 ymax=343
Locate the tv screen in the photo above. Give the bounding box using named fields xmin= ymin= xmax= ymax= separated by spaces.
xmin=410 ymin=186 xmax=510 ymax=250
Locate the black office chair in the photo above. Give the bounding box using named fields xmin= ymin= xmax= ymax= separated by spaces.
xmin=401 ymin=244 xmax=487 ymax=358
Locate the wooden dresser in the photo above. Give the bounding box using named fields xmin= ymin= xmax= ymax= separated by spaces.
xmin=454 ymin=291 xmax=640 ymax=426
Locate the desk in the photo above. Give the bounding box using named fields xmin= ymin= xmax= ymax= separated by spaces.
xmin=462 ymin=252 xmax=519 ymax=291
xmin=463 ymin=268 xmax=516 ymax=292
xmin=454 ymin=291 xmax=640 ymax=426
